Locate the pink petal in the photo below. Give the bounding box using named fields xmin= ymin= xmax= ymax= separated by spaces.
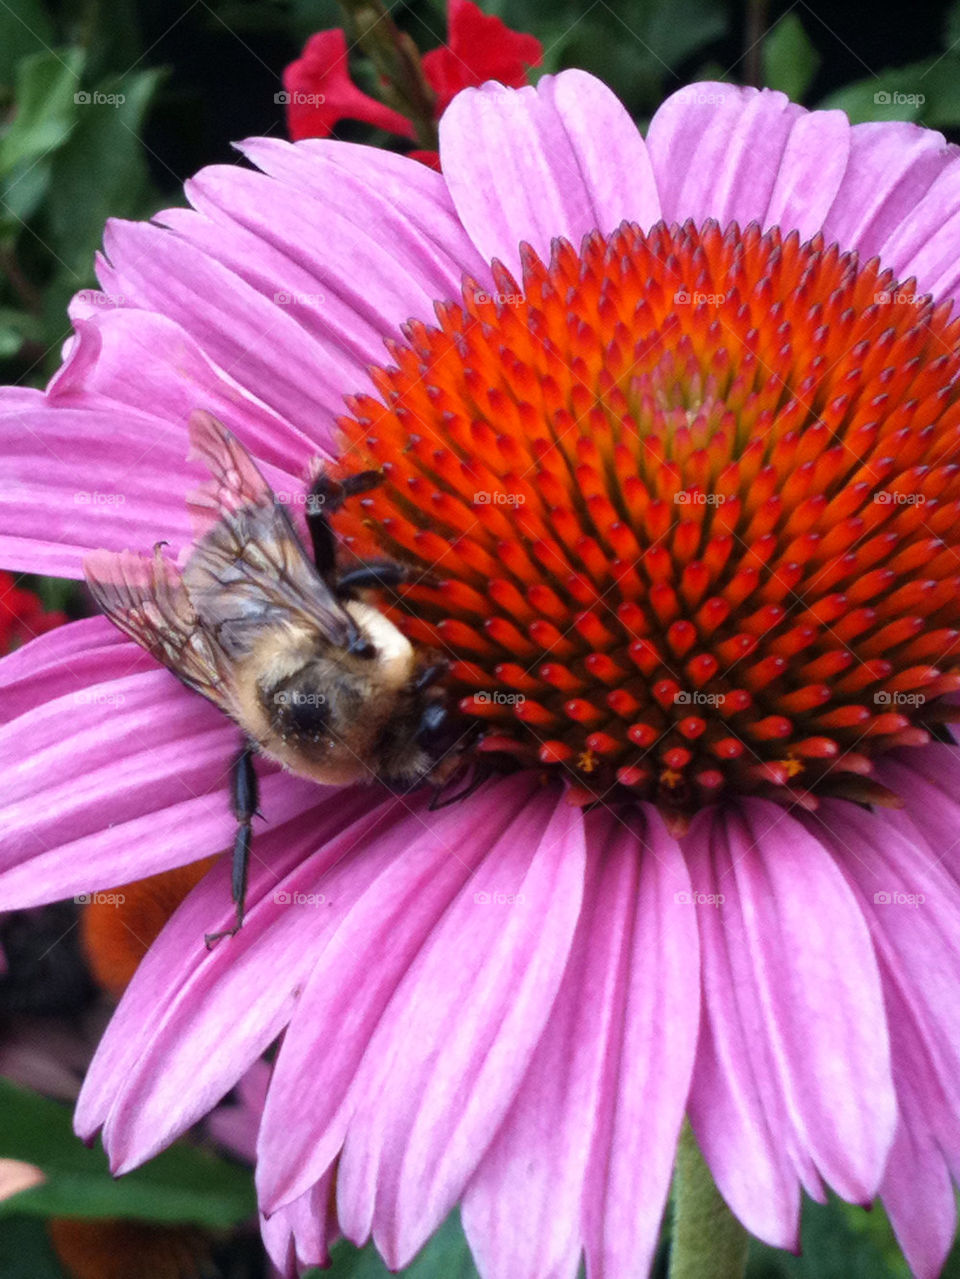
xmin=235 ymin=137 xmax=491 ymax=300
xmin=808 ymin=798 xmax=960 ymax=1124
xmin=463 ymin=808 xmax=699 ymax=1279
xmin=76 ymin=786 xmax=390 ymax=1168
xmin=439 ymin=71 xmax=659 ymax=277
xmin=0 ymin=653 xmax=274 ymax=906
xmin=0 ymin=617 xmax=149 ymax=720
xmin=257 ymin=773 xmax=544 ymax=1212
xmin=688 ymin=801 xmax=896 ymax=1237
xmin=334 ymin=788 xmax=586 ymax=1268
xmin=49 ymin=308 xmax=321 ymax=473
xmin=96 ymin=218 xmax=350 ymax=434
xmin=880 ymin=983 xmax=957 ymax=1279
xmin=261 ymin=1172 xmax=336 ymax=1277
xmin=0 ymin=402 xmax=196 ymax=577
xmin=869 ymin=155 xmax=960 ymax=302
xmin=646 ymin=83 xmax=849 ymax=237
xmin=684 ymin=808 xmax=801 ymax=1249
xmin=822 ymin=121 xmax=955 ymax=265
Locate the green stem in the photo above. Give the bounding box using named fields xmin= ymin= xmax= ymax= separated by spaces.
xmin=669 ymin=1121 xmax=750 ymax=1279
xmin=336 ymin=0 xmax=439 ymax=150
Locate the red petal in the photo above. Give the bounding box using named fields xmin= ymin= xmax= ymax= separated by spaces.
xmin=422 ymin=0 xmax=543 ymax=114
xmin=282 ymin=29 xmax=415 ymax=142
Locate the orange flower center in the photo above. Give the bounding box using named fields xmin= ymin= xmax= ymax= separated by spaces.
xmin=332 ymin=220 xmax=960 ymax=825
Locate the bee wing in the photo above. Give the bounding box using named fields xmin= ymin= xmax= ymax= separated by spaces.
xmin=183 ymin=410 xmax=354 ymax=657
xmin=84 ymin=545 xmax=233 ymax=706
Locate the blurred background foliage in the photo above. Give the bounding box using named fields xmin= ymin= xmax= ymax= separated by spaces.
xmin=3 ymin=0 xmax=960 ymax=1275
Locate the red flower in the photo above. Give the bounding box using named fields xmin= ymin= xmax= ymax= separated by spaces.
xmin=0 ymin=571 xmax=64 ymax=653
xmin=282 ymin=0 xmax=542 ymax=164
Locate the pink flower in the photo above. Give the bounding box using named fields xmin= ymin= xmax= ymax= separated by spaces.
xmin=2 ymin=71 xmax=960 ymax=1278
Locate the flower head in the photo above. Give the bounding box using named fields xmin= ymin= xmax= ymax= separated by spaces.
xmin=3 ymin=71 xmax=960 ymax=1279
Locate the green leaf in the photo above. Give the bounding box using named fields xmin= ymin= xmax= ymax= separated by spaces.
xmin=0 ymin=47 xmax=84 ymax=173
xmin=47 ymin=67 xmax=164 ymax=276
xmin=324 ymin=1211 xmax=480 ymax=1278
xmin=0 ymin=0 xmax=56 ymax=93
xmin=747 ymin=1195 xmax=910 ymax=1278
xmin=762 ymin=13 xmax=820 ymax=101
xmin=0 ymin=304 xmax=41 ymax=357
xmin=646 ymin=0 xmax=728 ymax=73
xmin=0 ymin=1216 xmax=67 ymax=1279
xmin=820 ymin=74 xmax=926 ymax=124
xmin=0 ymin=1080 xmax=257 ymax=1229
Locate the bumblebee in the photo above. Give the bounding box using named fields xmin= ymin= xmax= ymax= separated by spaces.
xmin=85 ymin=411 xmax=468 ymax=942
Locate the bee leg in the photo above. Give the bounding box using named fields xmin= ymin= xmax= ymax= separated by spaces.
xmin=204 ymin=745 xmax=258 ymax=949
xmin=336 ymin=560 xmax=410 ymax=597
xmin=429 ymin=762 xmax=492 ymax=810
xmin=306 ymin=468 xmax=384 ymax=582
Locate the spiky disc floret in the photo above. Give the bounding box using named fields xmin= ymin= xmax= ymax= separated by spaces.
xmin=332 ymin=219 xmax=960 ymax=822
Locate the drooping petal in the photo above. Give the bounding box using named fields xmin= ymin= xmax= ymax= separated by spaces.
xmin=257 ymin=773 xmax=545 ymax=1212
xmin=76 ymin=786 xmax=392 ymax=1168
xmin=0 ymin=401 xmax=196 ymax=576
xmin=808 ymin=798 xmax=960 ymax=1123
xmin=462 ymin=807 xmax=699 ymax=1279
xmin=261 ymin=1171 xmax=337 ymax=1278
xmin=687 ymin=801 xmax=897 ymax=1241
xmin=439 ymin=71 xmax=660 ymax=276
xmin=0 ymin=649 xmax=268 ymax=905
xmin=333 ymin=788 xmax=586 ymax=1268
xmin=880 ymin=983 xmax=959 ymax=1279
xmin=0 ymin=617 xmax=141 ymax=720
xmin=645 ymin=83 xmax=849 ymax=238
xmin=48 ymin=309 xmax=319 ymax=473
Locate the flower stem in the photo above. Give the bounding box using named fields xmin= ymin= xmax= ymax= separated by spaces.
xmin=336 ymin=0 xmax=439 ymax=149
xmin=669 ymin=1121 xmax=749 ymax=1279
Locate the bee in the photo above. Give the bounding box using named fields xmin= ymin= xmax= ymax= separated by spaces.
xmin=85 ymin=411 xmax=469 ymax=943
